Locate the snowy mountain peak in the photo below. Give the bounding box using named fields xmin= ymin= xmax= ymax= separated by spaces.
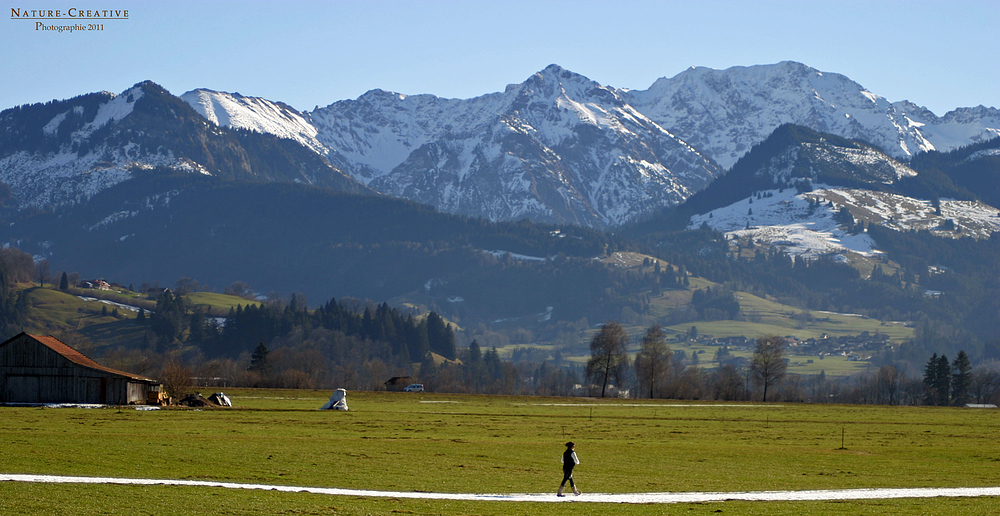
xmin=291 ymin=64 xmax=722 ymax=227
xmin=0 ymin=82 xmax=364 ymax=213
xmin=626 ymin=61 xmax=999 ymax=169
xmin=518 ymin=64 xmax=619 ymax=103
xmin=352 ymin=88 xmax=410 ymax=103
xmin=534 ymin=63 xmax=592 ymax=83
xmin=628 ymin=62 xmax=918 ymax=169
xmin=180 ymin=88 xmax=327 ymax=155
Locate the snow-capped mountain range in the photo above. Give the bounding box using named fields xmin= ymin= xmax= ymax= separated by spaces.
xmin=0 ymin=85 xmax=178 ymax=210
xmin=187 ymin=65 xmax=724 ymax=227
xmin=2 ymin=61 xmax=998 ymax=229
xmin=180 ymin=61 xmax=998 ymax=227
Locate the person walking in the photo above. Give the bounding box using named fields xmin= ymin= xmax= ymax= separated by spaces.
xmin=558 ymin=441 xmax=581 ymax=496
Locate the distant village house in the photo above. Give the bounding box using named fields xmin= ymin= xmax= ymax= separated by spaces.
xmin=384 ymin=376 xmax=415 ymax=391
xmin=79 ymin=279 xmax=111 ymax=291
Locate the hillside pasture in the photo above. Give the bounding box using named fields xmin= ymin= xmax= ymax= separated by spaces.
xmin=1 ymin=390 xmax=998 ymax=515
xmin=602 ymin=253 xmax=913 ymax=343
xmin=185 ymin=291 xmax=261 ymax=315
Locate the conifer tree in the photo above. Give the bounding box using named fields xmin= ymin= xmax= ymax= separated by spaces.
xmin=484 ymin=347 xmax=503 ymax=381
xmin=188 ymin=308 xmax=206 ymax=344
xmin=469 ymin=340 xmax=482 ymax=363
xmin=951 ymin=351 xmax=972 ymax=406
xmin=924 ymin=353 xmax=952 ymax=406
xmin=250 ymin=342 xmax=269 ymax=372
xmin=426 ymin=312 xmax=456 ymax=359
xmin=935 ymin=354 xmax=951 ymax=405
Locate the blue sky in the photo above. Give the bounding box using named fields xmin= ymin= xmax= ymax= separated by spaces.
xmin=2 ymin=0 xmax=997 ymax=115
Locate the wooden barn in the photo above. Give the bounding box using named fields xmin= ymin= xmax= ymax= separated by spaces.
xmin=0 ymin=333 xmax=160 ymax=405
xmin=383 ymin=376 xmax=415 ymax=391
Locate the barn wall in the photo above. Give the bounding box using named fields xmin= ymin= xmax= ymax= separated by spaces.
xmin=126 ymin=381 xmax=151 ymax=404
xmin=0 ymin=335 xmax=152 ymax=404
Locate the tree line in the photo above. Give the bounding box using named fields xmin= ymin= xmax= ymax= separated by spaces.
xmin=578 ymin=320 xmax=1000 ymax=407
xmin=145 ymin=290 xmax=457 ymax=364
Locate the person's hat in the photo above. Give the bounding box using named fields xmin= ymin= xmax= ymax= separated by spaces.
xmin=565 ymin=441 xmax=575 ymax=447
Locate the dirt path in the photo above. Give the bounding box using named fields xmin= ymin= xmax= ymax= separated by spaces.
xmin=4 ymin=474 xmax=1000 ymax=504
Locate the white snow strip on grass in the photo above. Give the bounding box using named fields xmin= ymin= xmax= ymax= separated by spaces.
xmin=2 ymin=474 xmax=999 ymax=504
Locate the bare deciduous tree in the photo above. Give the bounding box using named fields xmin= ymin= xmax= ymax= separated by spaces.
xmin=634 ymin=324 xmax=671 ymax=398
xmin=750 ymin=336 xmax=786 ymax=402
xmin=876 ymin=364 xmax=905 ymax=406
xmin=224 ymin=280 xmax=255 ymax=300
xmin=160 ymin=361 xmax=193 ymax=401
xmin=712 ymin=364 xmax=746 ymax=401
xmin=586 ymin=321 xmax=630 ymax=398
xmin=970 ymin=363 xmax=1000 ymax=404
xmin=36 ymin=259 xmax=50 ymax=287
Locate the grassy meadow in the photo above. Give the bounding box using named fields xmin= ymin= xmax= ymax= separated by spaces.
xmin=2 ymin=390 xmax=999 ymax=515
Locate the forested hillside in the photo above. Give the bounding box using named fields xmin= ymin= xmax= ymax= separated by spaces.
xmin=908 ymin=137 xmax=1000 ymax=207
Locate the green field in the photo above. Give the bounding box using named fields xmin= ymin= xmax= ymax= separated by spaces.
xmin=648 ymin=285 xmax=913 ymax=343
xmin=185 ymin=292 xmax=261 ymax=314
xmin=1 ymin=390 xmax=998 ymax=515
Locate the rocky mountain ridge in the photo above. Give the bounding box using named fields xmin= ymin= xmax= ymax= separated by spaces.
xmin=181 ymin=61 xmax=999 ymax=227
xmin=188 ymin=65 xmax=724 ymax=227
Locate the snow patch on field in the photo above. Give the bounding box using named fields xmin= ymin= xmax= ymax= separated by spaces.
xmin=2 ymin=474 xmax=999 ymax=504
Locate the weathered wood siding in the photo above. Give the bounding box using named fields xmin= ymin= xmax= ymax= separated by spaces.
xmin=1 ymin=334 xmax=153 ymax=404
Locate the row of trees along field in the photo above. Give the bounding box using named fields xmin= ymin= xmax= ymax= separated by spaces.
xmin=587 ymin=322 xmax=789 ymax=402
xmin=582 ymin=321 xmax=1000 ymax=406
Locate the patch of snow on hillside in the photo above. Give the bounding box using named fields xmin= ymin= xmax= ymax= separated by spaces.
xmin=485 ymin=250 xmax=548 ymax=262
xmin=88 ymin=210 xmax=139 ymax=231
xmin=964 ymin=148 xmax=1000 ymax=162
xmin=43 ymin=111 xmax=69 ymax=136
xmin=689 ymin=187 xmax=877 ymax=259
xmin=691 ymin=186 xmax=1000 ymax=259
xmin=76 ymin=86 xmax=144 ymax=138
xmin=805 ymin=143 xmax=916 ymax=182
xmin=0 ymin=141 xmax=210 ymax=210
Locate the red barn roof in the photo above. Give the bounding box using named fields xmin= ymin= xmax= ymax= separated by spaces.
xmin=3 ymin=333 xmax=157 ymax=382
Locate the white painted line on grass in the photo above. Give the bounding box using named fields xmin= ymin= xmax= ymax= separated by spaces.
xmin=3 ymin=474 xmax=1000 ymax=504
